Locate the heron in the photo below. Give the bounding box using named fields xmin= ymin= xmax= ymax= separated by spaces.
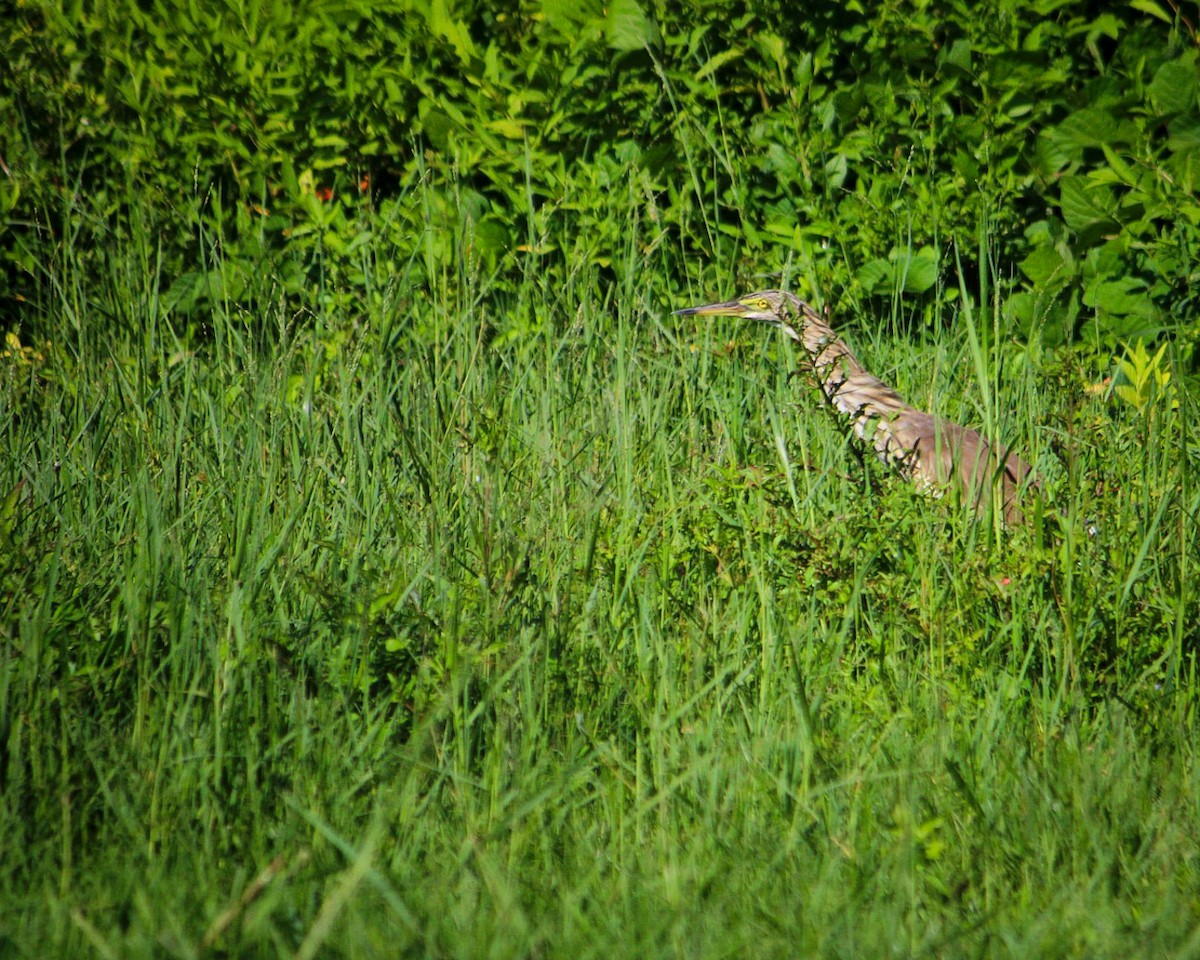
xmin=675 ymin=289 xmax=1036 ymax=526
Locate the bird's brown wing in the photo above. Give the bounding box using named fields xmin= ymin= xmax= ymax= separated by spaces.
xmin=892 ymin=413 xmax=1034 ymax=525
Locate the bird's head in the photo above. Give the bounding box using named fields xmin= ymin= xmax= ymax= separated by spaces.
xmin=673 ymin=289 xmax=805 ymax=341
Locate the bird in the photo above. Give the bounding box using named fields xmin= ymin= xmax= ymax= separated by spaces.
xmin=675 ymin=289 xmax=1036 ymax=525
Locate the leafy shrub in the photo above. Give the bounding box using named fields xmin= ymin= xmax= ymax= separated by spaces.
xmin=1012 ymin=18 xmax=1200 ymax=351
xmin=2 ymin=0 xmax=1197 ymax=362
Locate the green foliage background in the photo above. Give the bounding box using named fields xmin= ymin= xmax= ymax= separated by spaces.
xmin=4 ymin=0 xmax=1199 ymax=348
xmin=3 ymin=1 xmax=1200 ymax=956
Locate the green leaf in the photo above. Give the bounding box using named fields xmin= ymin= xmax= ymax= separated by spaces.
xmin=757 ymin=31 xmax=786 ymax=70
xmin=470 ymin=214 xmax=510 ymax=263
xmin=1081 ymin=236 xmax=1132 ymax=281
xmin=1051 ymin=107 xmax=1121 ymax=150
xmin=695 ymin=48 xmax=743 ymax=82
xmin=426 ymin=0 xmax=477 ymax=64
xmin=1059 ymin=177 xmax=1117 ymax=233
xmin=1086 ymin=13 xmax=1122 ymax=41
xmin=487 ymin=118 xmax=526 ymax=139
xmin=941 ymin=38 xmax=972 ymax=73
xmin=605 ymin=0 xmax=657 ymax=51
xmin=1099 ymin=144 xmax=1141 ymax=187
xmin=856 ymin=248 xmax=938 ymax=294
xmin=1167 ymin=117 xmax=1200 ymax=154
xmin=1020 ymin=243 xmax=1074 ymax=288
xmin=1130 ymin=0 xmax=1172 ymax=23
xmin=1083 ymin=276 xmax=1157 ymax=318
xmin=312 ymin=134 xmax=349 ymax=150
xmin=0 ymin=481 xmax=23 ymax=548
xmin=163 ymin=270 xmax=223 ymax=314
xmin=856 ymin=258 xmax=891 ymax=294
xmin=539 ymin=0 xmax=603 ymax=30
xmin=1148 ymin=57 xmax=1198 ymax=116
xmin=1098 ymin=312 xmax=1165 ymax=341
xmin=896 ymin=249 xmax=939 ymax=293
xmin=824 ymin=153 xmax=848 ymax=188
xmin=1031 ymin=132 xmax=1071 ymax=178
xmin=0 ymin=178 xmax=19 ymax=217
xmin=1007 ymin=288 xmax=1079 ymax=346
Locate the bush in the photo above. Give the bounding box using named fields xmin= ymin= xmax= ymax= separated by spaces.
xmin=2 ymin=0 xmax=1197 ymax=358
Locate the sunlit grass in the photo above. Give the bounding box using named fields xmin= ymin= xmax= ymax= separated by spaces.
xmin=1 ymin=196 xmax=1197 ymax=958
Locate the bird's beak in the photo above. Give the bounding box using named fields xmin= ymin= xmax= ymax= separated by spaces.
xmin=673 ymin=299 xmax=750 ymax=318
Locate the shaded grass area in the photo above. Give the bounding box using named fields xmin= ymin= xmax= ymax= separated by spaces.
xmin=1 ymin=224 xmax=1198 ymax=957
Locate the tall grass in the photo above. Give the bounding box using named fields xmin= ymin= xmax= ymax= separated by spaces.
xmin=1 ymin=184 xmax=1197 ymax=958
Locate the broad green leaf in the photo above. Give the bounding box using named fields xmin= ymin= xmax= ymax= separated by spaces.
xmin=1081 ymin=235 xmax=1132 ymax=280
xmin=1114 ymin=382 xmax=1143 ymax=410
xmin=764 ymin=221 xmax=798 ymax=243
xmin=1059 ymin=177 xmax=1117 ymax=233
xmin=1020 ymin=243 xmax=1074 ymax=288
xmin=1033 ymin=0 xmax=1080 ymax=13
xmin=1031 ymin=132 xmax=1071 ymax=178
xmin=856 ymin=258 xmax=892 ymax=294
xmin=763 ymin=143 xmax=800 ymax=178
xmin=1167 ymin=117 xmax=1200 ymax=154
xmin=606 ymin=0 xmax=657 ymax=51
xmin=824 ymin=153 xmax=848 ymax=188
xmin=856 ymin=248 xmax=938 ymax=294
xmin=1007 ymin=288 xmax=1078 ymax=346
xmin=420 ymin=108 xmax=456 ymax=151
xmin=1148 ymin=57 xmax=1198 ymax=116
xmin=941 ymin=38 xmax=972 ymax=73
xmin=798 ymin=219 xmax=839 ymax=239
xmin=896 ymin=249 xmax=939 ymax=293
xmin=1083 ymin=276 xmax=1153 ymax=316
xmin=1051 ymin=107 xmax=1121 ymax=149
xmin=470 ymin=214 xmax=510 ymax=263
xmin=163 ymin=270 xmax=223 ymax=313
xmin=1100 ymin=312 xmax=1165 ymax=341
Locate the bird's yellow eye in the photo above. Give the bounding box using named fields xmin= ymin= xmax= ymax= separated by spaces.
xmin=754 ymin=298 xmax=770 ymax=309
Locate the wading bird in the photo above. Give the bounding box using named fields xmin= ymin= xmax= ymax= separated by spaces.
xmin=675 ymin=289 xmax=1036 ymax=525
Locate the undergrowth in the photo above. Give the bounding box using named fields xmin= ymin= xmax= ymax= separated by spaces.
xmin=1 ymin=178 xmax=1197 ymax=956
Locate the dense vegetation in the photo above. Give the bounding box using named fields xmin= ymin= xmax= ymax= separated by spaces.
xmin=2 ymin=1 xmax=1199 ymax=956
xmin=5 ymin=0 xmax=1199 ymax=347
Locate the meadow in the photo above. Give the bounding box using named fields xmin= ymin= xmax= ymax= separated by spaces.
xmin=3 ymin=1 xmax=1200 ymax=956
xmin=3 ymin=189 xmax=1198 ymax=957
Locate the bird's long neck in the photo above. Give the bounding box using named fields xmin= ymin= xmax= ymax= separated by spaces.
xmin=776 ymin=294 xmax=912 ymax=424
xmin=758 ymin=291 xmax=1034 ymax=525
